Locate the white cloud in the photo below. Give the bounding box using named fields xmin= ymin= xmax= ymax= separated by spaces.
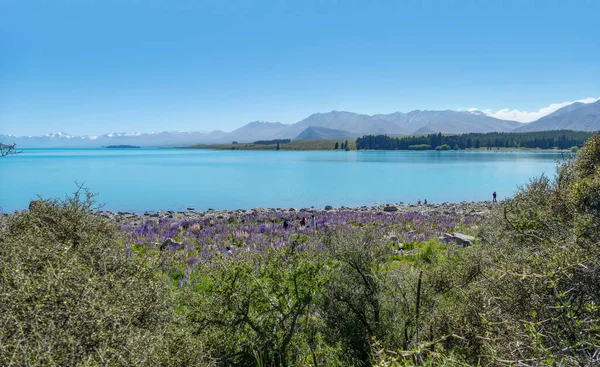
xmin=470 ymin=97 xmax=600 ymax=123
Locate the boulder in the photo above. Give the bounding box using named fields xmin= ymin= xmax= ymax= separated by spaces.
xmin=383 ymin=205 xmax=399 ymax=212
xmin=453 ymin=232 xmax=475 ymax=245
xmin=160 ymin=238 xmax=183 ymax=251
xmin=325 ymin=205 xmax=333 ymax=211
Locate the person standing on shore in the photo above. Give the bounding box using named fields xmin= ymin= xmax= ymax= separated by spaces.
xmin=310 ymin=214 xmax=316 ymax=229
xmin=493 ymin=191 xmax=497 ymax=202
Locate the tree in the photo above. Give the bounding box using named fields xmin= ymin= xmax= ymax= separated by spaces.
xmin=334 ymin=142 xmax=339 ymax=150
xmin=0 ymin=142 xmax=19 ymax=157
xmin=345 ymin=140 xmax=349 ymax=149
xmin=276 ymin=142 xmax=280 ymax=151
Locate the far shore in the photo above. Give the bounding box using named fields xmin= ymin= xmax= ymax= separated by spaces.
xmin=184 ymin=140 xmax=574 ymax=152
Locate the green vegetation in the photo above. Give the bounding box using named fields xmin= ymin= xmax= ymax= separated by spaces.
xmin=357 ymin=130 xmax=594 ymax=150
xmin=435 ymin=144 xmax=451 ymax=150
xmin=2 ymin=135 xmax=599 ymax=366
xmin=253 ymin=139 xmax=291 ymax=145
xmin=188 ymin=139 xmax=358 ymax=151
xmin=408 ymin=144 xmax=432 ymax=150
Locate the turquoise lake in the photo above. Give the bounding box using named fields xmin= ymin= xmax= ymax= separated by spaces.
xmin=1 ymin=148 xmax=565 ymax=213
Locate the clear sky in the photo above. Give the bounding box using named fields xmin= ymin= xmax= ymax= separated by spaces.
xmin=1 ymin=0 xmax=599 ymax=136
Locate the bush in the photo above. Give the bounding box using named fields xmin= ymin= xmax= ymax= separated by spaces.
xmin=182 ymin=237 xmax=335 ymax=366
xmin=0 ymin=188 xmax=207 ymax=366
xmin=408 ymin=144 xmax=432 ymax=150
xmin=435 ymin=144 xmax=451 ymax=151
xmin=438 ymin=134 xmax=600 ymax=364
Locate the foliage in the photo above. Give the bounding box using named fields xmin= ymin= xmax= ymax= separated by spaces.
xmin=357 ymin=130 xmax=593 ymax=150
xmin=0 ymin=187 xmax=207 ymax=366
xmin=408 ymin=144 xmax=432 ymax=150
xmin=435 ymin=144 xmax=451 ymax=151
xmin=0 ymin=142 xmax=20 ymax=157
xmin=183 ymin=238 xmax=333 ymax=366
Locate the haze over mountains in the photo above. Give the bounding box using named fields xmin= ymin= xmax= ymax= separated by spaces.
xmin=3 ymin=100 xmax=599 ymax=148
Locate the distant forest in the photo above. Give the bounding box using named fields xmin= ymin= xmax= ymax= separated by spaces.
xmin=356 ymin=130 xmax=595 ymax=150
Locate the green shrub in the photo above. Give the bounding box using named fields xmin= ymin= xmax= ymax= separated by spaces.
xmin=182 ymin=238 xmax=335 ymax=366
xmin=408 ymin=144 xmax=432 ymax=150
xmin=0 ymin=188 xmax=207 ymax=366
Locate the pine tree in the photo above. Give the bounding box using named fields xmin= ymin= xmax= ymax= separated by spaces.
xmin=276 ymin=143 xmax=280 ymax=151
xmin=334 ymin=142 xmax=339 ymax=150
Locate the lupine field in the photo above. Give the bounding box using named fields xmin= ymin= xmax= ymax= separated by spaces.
xmin=122 ymin=209 xmax=482 ymax=268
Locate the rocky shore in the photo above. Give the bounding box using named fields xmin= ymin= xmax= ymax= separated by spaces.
xmin=96 ymin=201 xmax=496 ymax=227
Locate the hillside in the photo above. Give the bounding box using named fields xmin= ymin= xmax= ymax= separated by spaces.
xmin=274 ymin=111 xmax=409 ymax=138
xmin=516 ymin=100 xmax=600 ymax=132
xmin=294 ymin=126 xmax=358 ymax=140
xmin=223 ymin=121 xmax=289 ymax=143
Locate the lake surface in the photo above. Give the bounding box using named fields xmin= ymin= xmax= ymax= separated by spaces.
xmin=1 ymin=148 xmax=564 ymax=213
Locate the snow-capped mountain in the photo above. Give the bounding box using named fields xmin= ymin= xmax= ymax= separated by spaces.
xmin=0 ymin=131 xmax=216 ymax=148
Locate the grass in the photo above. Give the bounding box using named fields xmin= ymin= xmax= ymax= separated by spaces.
xmin=185 ymin=139 xmax=357 ymax=151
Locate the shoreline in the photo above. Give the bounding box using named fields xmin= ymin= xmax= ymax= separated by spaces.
xmin=95 ymin=201 xmax=496 ymax=227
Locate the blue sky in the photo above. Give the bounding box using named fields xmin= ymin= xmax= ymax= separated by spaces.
xmin=1 ymin=0 xmax=599 ymax=136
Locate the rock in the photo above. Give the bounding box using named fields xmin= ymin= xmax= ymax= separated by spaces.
xmin=438 ymin=235 xmax=453 ymax=243
xmin=325 ymin=205 xmax=333 ymax=211
xmin=151 ymin=213 xmax=159 ymax=218
xmin=453 ymin=232 xmax=475 ymax=245
xmin=160 ymin=238 xmax=183 ymax=251
xmin=383 ymin=205 xmax=399 ymax=212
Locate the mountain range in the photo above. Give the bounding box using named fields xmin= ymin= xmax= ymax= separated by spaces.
xmin=2 ymin=100 xmax=599 ymax=148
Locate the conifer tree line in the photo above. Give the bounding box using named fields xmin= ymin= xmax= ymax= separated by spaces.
xmin=334 ymin=140 xmax=349 ymax=150
xmin=356 ymin=130 xmax=594 ymax=150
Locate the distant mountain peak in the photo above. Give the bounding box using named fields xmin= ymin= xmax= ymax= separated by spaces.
xmin=516 ymin=99 xmax=600 ymax=132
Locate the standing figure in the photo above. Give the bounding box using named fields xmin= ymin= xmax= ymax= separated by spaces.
xmin=493 ymin=191 xmax=497 ymax=202
xmin=283 ymin=219 xmax=289 ymax=229
xmin=310 ymin=214 xmax=316 ymax=229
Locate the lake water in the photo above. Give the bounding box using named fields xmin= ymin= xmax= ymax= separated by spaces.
xmin=1 ymin=148 xmax=564 ymax=213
